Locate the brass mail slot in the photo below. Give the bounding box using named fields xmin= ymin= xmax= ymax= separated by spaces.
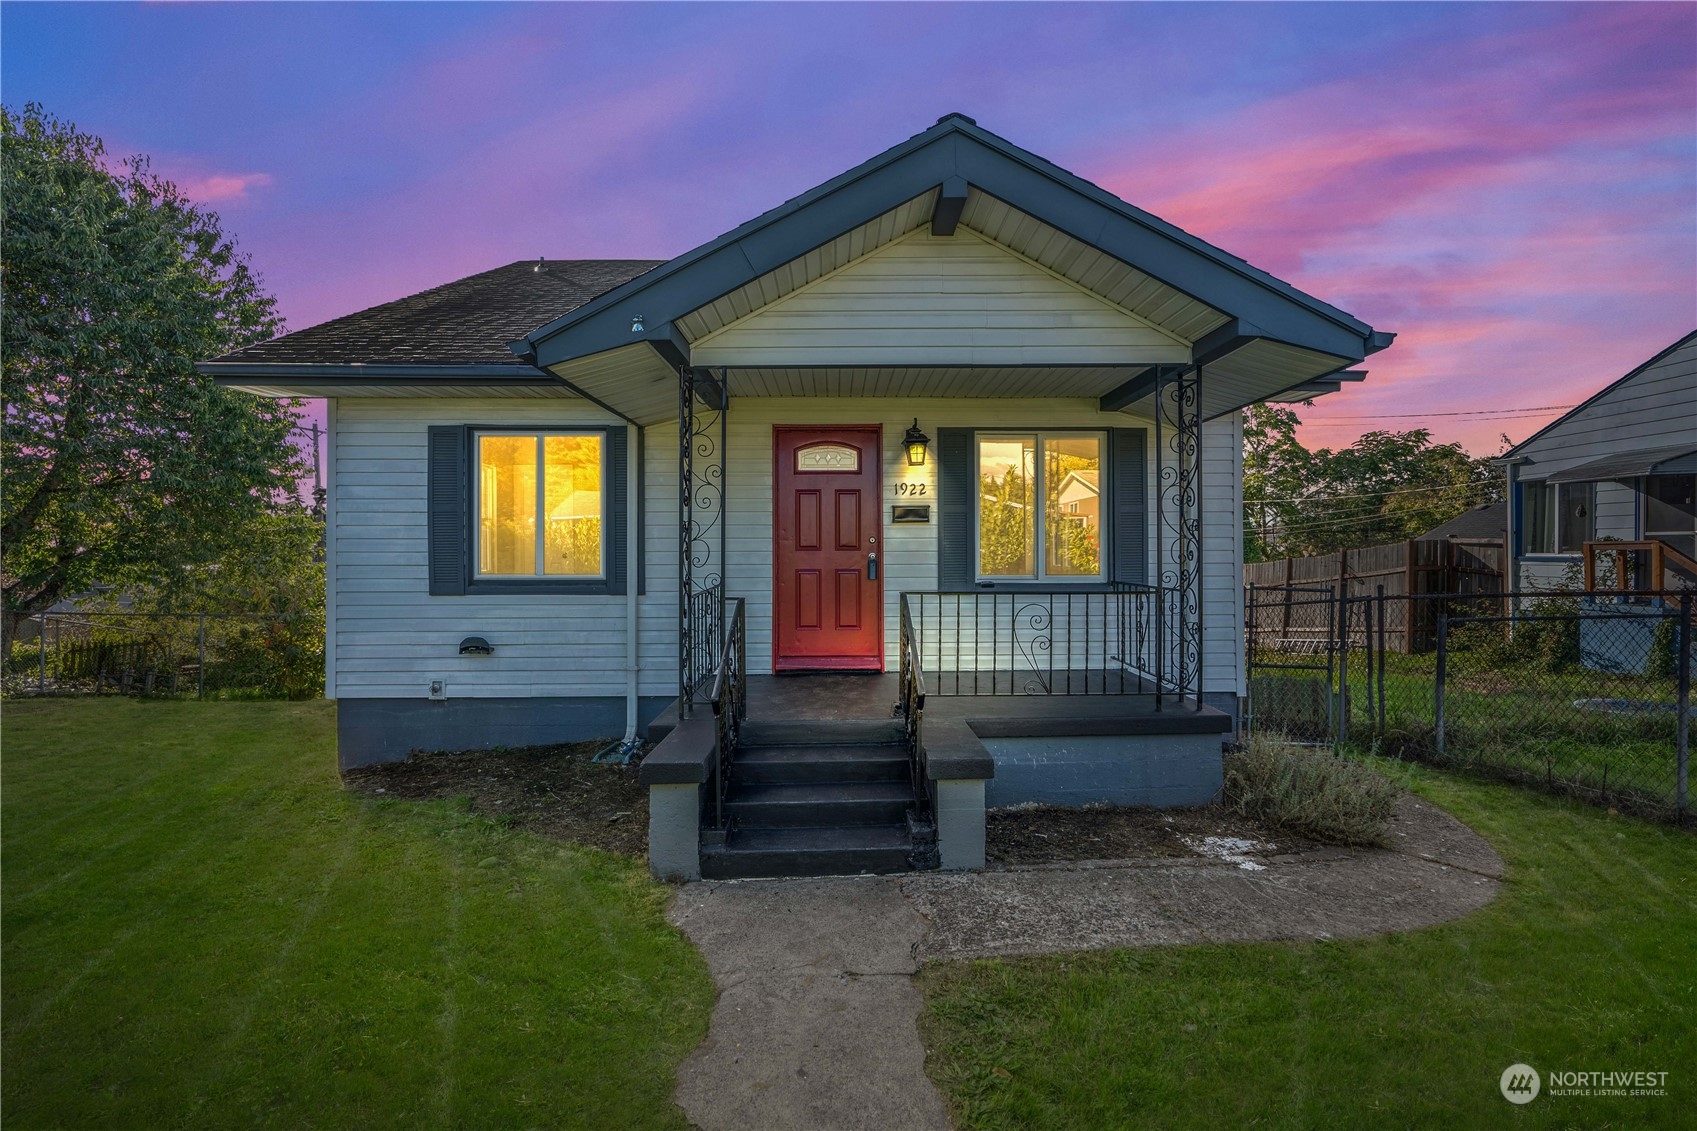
xmin=892 ymin=504 xmax=930 ymax=523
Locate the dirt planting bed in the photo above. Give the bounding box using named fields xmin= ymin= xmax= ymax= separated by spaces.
xmin=343 ymin=740 xmax=649 ymax=856
xmin=986 ymin=803 xmax=1322 ymax=866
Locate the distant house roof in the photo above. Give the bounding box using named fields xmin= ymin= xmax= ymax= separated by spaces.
xmin=1058 ymin=469 xmax=1100 ymax=501
xmin=1419 ymin=501 xmax=1505 ymax=541
xmin=209 ymin=259 xmax=661 ymax=369
xmin=1503 ymin=329 xmax=1697 ymax=461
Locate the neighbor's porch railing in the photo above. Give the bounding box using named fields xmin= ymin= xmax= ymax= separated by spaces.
xmin=898 ymin=584 xmax=1170 ymax=698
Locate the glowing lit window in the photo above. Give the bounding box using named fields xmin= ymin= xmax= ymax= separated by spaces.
xmin=976 ymin=433 xmax=1103 ymax=580
xmin=476 ymin=433 xmax=604 ymax=577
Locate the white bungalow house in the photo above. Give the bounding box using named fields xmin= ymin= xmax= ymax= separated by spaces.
xmin=204 ymin=115 xmax=1392 ymax=880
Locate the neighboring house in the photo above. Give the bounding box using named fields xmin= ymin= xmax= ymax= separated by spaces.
xmin=1501 ymin=331 xmax=1697 ymax=591
xmin=203 ymin=115 xmax=1391 ymax=879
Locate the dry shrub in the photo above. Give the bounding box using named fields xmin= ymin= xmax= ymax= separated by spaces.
xmin=1224 ymin=733 xmax=1400 ymax=846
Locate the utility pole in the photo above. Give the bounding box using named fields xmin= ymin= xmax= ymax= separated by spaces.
xmin=310 ymin=421 xmax=326 ymax=517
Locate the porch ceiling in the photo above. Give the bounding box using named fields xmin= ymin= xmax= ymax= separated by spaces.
xmin=546 ymin=342 xmax=680 ymax=425
xmin=720 ymin=366 xmax=1148 ymax=400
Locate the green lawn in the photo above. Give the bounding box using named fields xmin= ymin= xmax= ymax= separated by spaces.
xmin=2 ymin=698 xmax=712 ymax=1129
xmin=921 ymin=759 xmax=1697 ymax=1129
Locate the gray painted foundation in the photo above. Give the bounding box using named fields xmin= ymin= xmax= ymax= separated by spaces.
xmin=935 ymin=779 xmax=987 ymax=870
xmin=336 ymin=695 xmax=673 ymax=768
xmin=648 ymin=783 xmax=703 ymax=882
xmin=982 ymin=732 xmax=1224 ymax=809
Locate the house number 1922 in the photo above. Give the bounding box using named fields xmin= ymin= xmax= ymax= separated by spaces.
xmin=895 ymin=482 xmax=927 ymax=496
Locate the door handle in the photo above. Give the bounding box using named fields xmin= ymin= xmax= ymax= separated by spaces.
xmin=868 ymin=552 xmax=878 ymax=581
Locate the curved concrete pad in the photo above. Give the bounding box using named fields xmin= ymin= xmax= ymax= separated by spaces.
xmin=667 ymin=794 xmax=1500 ymax=1130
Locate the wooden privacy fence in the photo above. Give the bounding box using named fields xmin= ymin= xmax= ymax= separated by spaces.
xmin=1245 ymin=538 xmax=1507 ymax=654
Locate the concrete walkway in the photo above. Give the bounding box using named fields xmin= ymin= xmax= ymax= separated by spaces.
xmin=667 ymin=796 xmax=1502 ymax=1131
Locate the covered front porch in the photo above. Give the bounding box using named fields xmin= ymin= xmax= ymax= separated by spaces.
xmin=642 ymin=665 xmax=1233 ymax=881
xmin=517 ymin=116 xmax=1389 ymax=878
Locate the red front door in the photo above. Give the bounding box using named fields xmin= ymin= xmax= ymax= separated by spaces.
xmin=774 ymin=427 xmax=883 ymax=671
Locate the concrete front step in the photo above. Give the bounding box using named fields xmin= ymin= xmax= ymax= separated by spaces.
xmin=739 ymin=718 xmax=905 ymax=748
xmin=730 ymin=743 xmax=911 ymax=785
xmin=725 ymin=780 xmax=915 ymax=828
xmin=700 ymin=824 xmax=915 ymax=879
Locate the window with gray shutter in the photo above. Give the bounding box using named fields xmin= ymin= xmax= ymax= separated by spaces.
xmin=935 ymin=425 xmax=1147 ymax=590
xmin=1110 ymin=428 xmax=1147 ymax=585
xmin=937 ymin=428 xmax=973 ymax=590
xmin=427 ymin=424 xmax=629 ymax=595
xmin=427 ymin=425 xmax=469 ymax=595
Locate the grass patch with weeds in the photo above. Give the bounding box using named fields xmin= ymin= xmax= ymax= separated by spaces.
xmin=920 ymin=759 xmax=1697 ymax=1129
xmin=2 ymin=698 xmax=712 ymax=1129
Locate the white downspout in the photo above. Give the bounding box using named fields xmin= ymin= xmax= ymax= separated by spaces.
xmin=623 ymin=421 xmax=640 ymax=746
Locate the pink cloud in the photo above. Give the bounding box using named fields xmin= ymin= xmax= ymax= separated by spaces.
xmin=1070 ymin=4 xmax=1695 ymax=454
xmin=175 ymin=170 xmax=274 ymax=202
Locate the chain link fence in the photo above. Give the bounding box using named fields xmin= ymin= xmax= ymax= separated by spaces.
xmin=3 ymin=610 xmax=324 ymax=700
xmin=1248 ymin=586 xmax=1694 ymax=824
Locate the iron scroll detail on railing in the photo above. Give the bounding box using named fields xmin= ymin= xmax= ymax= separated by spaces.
xmin=678 ymin=365 xmax=729 ymax=719
xmin=708 ymin=596 xmax=747 ymax=830
xmin=1155 ymin=365 xmax=1204 ymax=709
xmin=898 ymin=594 xmax=931 ymax=819
xmin=899 ymin=585 xmax=1160 ymax=697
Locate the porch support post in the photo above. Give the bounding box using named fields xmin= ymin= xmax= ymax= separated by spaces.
xmin=678 ymin=364 xmax=695 ymax=718
xmin=1154 ymin=374 xmax=1165 ymax=710
xmin=1155 ymin=366 xmax=1203 ymax=710
xmin=719 ymin=368 xmax=729 ymax=606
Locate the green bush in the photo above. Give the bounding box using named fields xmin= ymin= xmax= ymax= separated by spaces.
xmin=1224 ymin=733 xmax=1401 ymax=846
xmin=205 ymin=618 xmax=324 ymax=700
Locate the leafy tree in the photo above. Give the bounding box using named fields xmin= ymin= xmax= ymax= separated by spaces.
xmin=1242 ymin=404 xmax=1315 ymax=562
xmin=1 ymin=104 xmax=303 ymax=645
xmin=1242 ymin=403 xmax=1501 ymax=561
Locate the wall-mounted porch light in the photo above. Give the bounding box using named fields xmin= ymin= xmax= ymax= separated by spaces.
xmin=630 ymin=314 xmax=645 ymax=333
xmin=903 ymin=419 xmax=931 ymax=467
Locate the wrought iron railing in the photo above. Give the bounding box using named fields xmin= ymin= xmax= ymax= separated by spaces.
xmin=899 ymin=584 xmax=1166 ymax=697
xmin=897 ymin=594 xmax=931 ymax=819
xmin=681 ymin=579 xmax=724 ymax=714
xmin=708 ymin=596 xmax=747 ymax=828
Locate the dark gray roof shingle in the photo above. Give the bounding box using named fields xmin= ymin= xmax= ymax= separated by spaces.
xmin=215 ymin=259 xmax=664 ymax=367
xmin=1419 ymin=501 xmax=1506 ymax=541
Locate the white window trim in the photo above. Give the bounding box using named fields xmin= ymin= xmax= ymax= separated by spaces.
xmin=472 ymin=430 xmax=608 ymax=581
xmin=973 ymin=430 xmax=1107 ymax=583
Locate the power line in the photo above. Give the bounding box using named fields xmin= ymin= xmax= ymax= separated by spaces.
xmin=1249 ymin=497 xmax=1500 ymax=537
xmin=1250 ymin=480 xmax=1492 ymax=504
xmin=1301 ymin=404 xmax=1576 ymax=421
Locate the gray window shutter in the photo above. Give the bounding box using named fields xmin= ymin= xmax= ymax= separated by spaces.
xmin=427 ymin=425 xmax=469 ymax=595
xmin=608 ymin=427 xmax=629 ymax=594
xmin=938 ymin=428 xmax=973 ymax=590
xmin=1110 ymin=428 xmax=1147 ymax=585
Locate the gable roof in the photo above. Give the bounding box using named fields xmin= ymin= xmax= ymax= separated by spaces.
xmin=208 ymin=259 xmax=661 ymax=370
xmin=516 ymin=114 xmax=1390 ymax=373
xmin=1503 ymin=329 xmax=1697 ymax=460
xmin=201 ymin=114 xmax=1391 ymax=417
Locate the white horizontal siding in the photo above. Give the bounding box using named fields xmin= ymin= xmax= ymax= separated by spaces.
xmin=331 ymin=395 xmax=1245 ymax=702
xmin=692 ymin=230 xmax=1191 ymax=369
xmin=332 ymin=398 xmax=628 ymax=699
xmin=1594 ymin=480 xmax=1638 ymax=541
xmin=649 ymin=397 xmax=1242 ymax=696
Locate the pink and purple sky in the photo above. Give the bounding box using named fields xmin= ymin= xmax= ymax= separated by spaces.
xmin=5 ymin=1 xmax=1693 ymax=453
